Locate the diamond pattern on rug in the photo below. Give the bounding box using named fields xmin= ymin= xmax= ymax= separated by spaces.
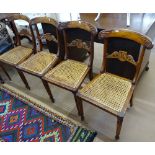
xmin=2 ymin=108 xmax=26 ymax=131
xmin=19 ymin=119 xmax=42 ymax=142
xmin=0 ymin=101 xmax=10 ymax=116
xmin=0 ymin=88 xmax=97 ymax=142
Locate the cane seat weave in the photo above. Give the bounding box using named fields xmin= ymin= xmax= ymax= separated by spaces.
xmin=44 ymin=60 xmax=89 ymax=89
xmin=79 ymin=73 xmax=132 ymax=112
xmin=18 ymin=51 xmax=57 ymax=75
xmin=0 ymin=46 xmax=32 ymax=65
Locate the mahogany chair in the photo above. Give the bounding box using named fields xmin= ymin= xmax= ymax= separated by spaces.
xmin=42 ymin=21 xmax=97 ymax=107
xmin=76 ymin=29 xmax=153 ymax=139
xmin=0 ymin=14 xmax=34 ymax=89
xmin=16 ymin=17 xmax=60 ymax=99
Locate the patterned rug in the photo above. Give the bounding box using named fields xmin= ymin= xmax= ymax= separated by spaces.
xmin=0 ymin=85 xmax=97 ymax=142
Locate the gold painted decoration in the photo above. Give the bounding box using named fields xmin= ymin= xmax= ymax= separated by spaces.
xmin=40 ymin=33 xmax=58 ymax=43
xmin=107 ymin=51 xmax=137 ymax=65
xmin=67 ymin=39 xmax=91 ymax=51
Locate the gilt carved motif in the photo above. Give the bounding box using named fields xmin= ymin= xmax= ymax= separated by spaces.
xmin=107 ymin=51 xmax=137 ymax=65
xmin=67 ymin=39 xmax=91 ymax=51
xmin=40 ymin=33 xmax=58 ymax=43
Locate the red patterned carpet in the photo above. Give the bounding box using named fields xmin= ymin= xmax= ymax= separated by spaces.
xmin=0 ymin=85 xmax=97 ymax=142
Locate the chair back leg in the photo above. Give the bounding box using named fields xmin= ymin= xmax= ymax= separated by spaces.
xmin=130 ymin=94 xmax=134 ymax=107
xmin=89 ymin=68 xmax=93 ymax=80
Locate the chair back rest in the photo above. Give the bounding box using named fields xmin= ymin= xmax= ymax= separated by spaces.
xmin=99 ymin=29 xmax=153 ymax=83
xmin=5 ymin=14 xmax=31 ymax=46
xmin=60 ymin=21 xmax=97 ymax=66
xmin=30 ymin=17 xmax=59 ymax=55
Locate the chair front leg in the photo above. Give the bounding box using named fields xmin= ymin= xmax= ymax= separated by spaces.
xmin=0 ymin=74 xmax=4 ymax=84
xmin=77 ymin=96 xmax=84 ymax=121
xmin=0 ymin=65 xmax=11 ymax=81
xmin=41 ymin=79 xmax=55 ymax=103
xmin=115 ymin=116 xmax=124 ymax=140
xmin=16 ymin=69 xmax=30 ymax=90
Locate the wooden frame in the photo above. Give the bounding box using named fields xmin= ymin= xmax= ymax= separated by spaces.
xmin=16 ymin=17 xmax=60 ymax=96
xmin=42 ymin=21 xmax=97 ymax=109
xmin=76 ymin=29 xmax=153 ymax=140
xmin=0 ymin=14 xmax=35 ymax=89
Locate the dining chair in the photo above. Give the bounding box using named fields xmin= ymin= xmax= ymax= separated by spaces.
xmin=76 ymin=29 xmax=153 ymax=139
xmin=0 ymin=14 xmax=34 ymax=89
xmin=17 ymin=17 xmax=60 ymax=101
xmin=42 ymin=21 xmax=97 ymax=110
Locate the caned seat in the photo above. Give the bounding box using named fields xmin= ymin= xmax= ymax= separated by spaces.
xmin=18 ymin=51 xmax=57 ymax=76
xmin=0 ymin=46 xmax=32 ymax=66
xmin=44 ymin=60 xmax=89 ymax=90
xmin=79 ymin=73 xmax=132 ymax=112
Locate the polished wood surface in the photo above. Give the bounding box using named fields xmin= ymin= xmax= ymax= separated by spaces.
xmin=99 ymin=29 xmax=153 ymax=49
xmin=80 ymin=13 xmax=155 ymax=34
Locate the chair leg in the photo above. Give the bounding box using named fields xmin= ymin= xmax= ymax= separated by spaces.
xmin=0 ymin=65 xmax=11 ymax=81
xmin=41 ymin=79 xmax=55 ymax=103
xmin=77 ymin=96 xmax=84 ymax=121
xmin=0 ymin=74 xmax=4 ymax=84
xmin=73 ymin=93 xmax=81 ymax=116
xmin=130 ymin=94 xmax=133 ymax=107
xmin=89 ymin=68 xmax=93 ymax=80
xmin=16 ymin=69 xmax=30 ymax=90
xmin=145 ymin=65 xmax=149 ymax=71
xmin=115 ymin=116 xmax=124 ymax=140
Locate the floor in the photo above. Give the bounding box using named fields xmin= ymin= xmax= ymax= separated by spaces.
xmin=80 ymin=13 xmax=155 ymax=34
xmin=1 ymin=40 xmax=155 ymax=142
